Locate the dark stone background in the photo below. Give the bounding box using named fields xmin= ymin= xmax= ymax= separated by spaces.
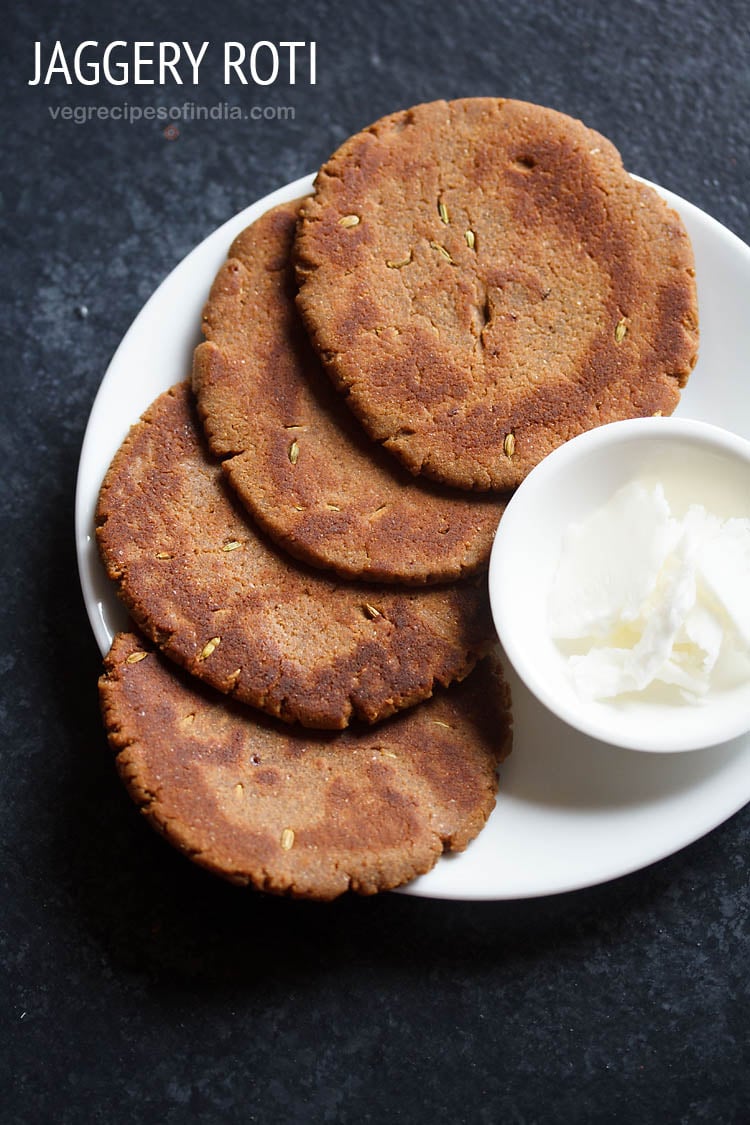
xmin=2 ymin=2 xmax=748 ymax=1121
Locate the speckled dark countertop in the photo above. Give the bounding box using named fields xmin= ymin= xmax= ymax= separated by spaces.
xmin=3 ymin=2 xmax=749 ymax=1121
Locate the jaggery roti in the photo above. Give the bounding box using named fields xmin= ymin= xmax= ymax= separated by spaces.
xmin=194 ymin=200 xmax=508 ymax=583
xmin=295 ymin=97 xmax=699 ymax=491
xmin=100 ymin=632 xmax=513 ymax=900
xmin=95 ymin=384 xmax=494 ymax=729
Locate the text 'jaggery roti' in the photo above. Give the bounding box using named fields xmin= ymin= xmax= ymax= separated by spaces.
xmin=193 ymin=200 xmax=508 ymax=584
xmin=100 ymin=632 xmax=513 ymax=899
xmin=95 ymin=383 xmax=495 ymax=729
xmin=295 ymin=97 xmax=699 ymax=491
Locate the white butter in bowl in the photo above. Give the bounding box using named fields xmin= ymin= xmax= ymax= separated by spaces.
xmin=489 ymin=417 xmax=750 ymax=752
xmin=548 ymin=481 xmax=750 ymax=703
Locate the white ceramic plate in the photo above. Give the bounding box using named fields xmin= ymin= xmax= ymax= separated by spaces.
xmin=75 ymin=174 xmax=750 ymax=900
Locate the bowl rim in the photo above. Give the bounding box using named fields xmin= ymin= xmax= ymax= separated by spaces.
xmin=488 ymin=415 xmax=750 ymax=753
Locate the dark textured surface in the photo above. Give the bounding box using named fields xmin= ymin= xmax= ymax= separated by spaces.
xmin=2 ymin=1 xmax=748 ymax=1122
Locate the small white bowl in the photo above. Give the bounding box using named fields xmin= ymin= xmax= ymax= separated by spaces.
xmin=489 ymin=417 xmax=750 ymax=753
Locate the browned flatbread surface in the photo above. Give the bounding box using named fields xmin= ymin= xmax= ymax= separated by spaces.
xmin=100 ymin=632 xmax=512 ymax=899
xmin=295 ymin=97 xmax=699 ymax=491
xmin=194 ymin=200 xmax=507 ymax=584
xmin=96 ymin=383 xmax=494 ymax=729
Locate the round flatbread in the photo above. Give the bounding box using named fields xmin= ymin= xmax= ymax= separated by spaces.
xmin=96 ymin=384 xmax=494 ymax=729
xmin=100 ymin=632 xmax=513 ymax=900
xmin=295 ymin=97 xmax=699 ymax=490
xmin=193 ymin=200 xmax=507 ymax=583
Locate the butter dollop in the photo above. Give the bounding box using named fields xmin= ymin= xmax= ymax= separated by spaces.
xmin=548 ymin=482 xmax=750 ymax=702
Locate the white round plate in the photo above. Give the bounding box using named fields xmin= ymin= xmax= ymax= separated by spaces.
xmin=76 ymin=174 xmax=750 ymax=900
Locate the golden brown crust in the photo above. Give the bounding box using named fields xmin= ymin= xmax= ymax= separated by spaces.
xmin=193 ymin=200 xmax=508 ymax=584
xmin=95 ymin=383 xmax=495 ymax=729
xmin=99 ymin=632 xmax=513 ymax=899
xmin=295 ymin=97 xmax=699 ymax=491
